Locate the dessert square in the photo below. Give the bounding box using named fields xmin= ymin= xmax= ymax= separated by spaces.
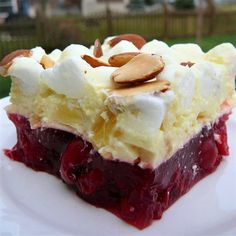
xmin=1 ymin=34 xmax=236 ymax=229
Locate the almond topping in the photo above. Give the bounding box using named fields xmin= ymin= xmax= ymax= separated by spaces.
xmin=82 ymin=54 xmax=110 ymax=68
xmin=0 ymin=49 xmax=32 ymax=67
xmin=40 ymin=55 xmax=55 ymax=69
xmin=108 ymin=52 xmax=140 ymax=67
xmin=112 ymin=80 xmax=170 ymax=97
xmin=180 ymin=61 xmax=195 ymax=67
xmin=93 ymin=39 xmax=103 ymax=58
xmin=108 ymin=34 xmax=146 ymax=49
xmin=111 ymin=54 xmax=165 ymax=84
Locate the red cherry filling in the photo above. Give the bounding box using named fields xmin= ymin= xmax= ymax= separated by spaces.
xmin=213 ymin=114 xmax=230 ymax=156
xmin=5 ymin=114 xmax=75 ymax=175
xmin=4 ymin=113 xmax=229 ymax=229
xmin=60 ymin=139 xmax=92 ymax=184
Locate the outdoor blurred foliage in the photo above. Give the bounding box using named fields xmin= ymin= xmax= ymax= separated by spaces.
xmin=0 ymin=0 xmax=235 ymax=57
xmin=175 ymin=0 xmax=195 ymax=10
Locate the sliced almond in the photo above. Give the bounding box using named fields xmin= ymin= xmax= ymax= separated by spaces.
xmin=93 ymin=39 xmax=103 ymax=58
xmin=82 ymin=54 xmax=110 ymax=68
xmin=111 ymin=80 xmax=170 ymax=97
xmin=108 ymin=52 xmax=140 ymax=67
xmin=40 ymin=55 xmax=55 ymax=69
xmin=111 ymin=54 xmax=165 ymax=84
xmin=108 ymin=34 xmax=146 ymax=49
xmin=0 ymin=49 xmax=32 ymax=76
xmin=0 ymin=49 xmax=32 ymax=67
xmin=180 ymin=61 xmax=195 ymax=67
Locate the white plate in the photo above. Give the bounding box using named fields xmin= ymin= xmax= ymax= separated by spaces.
xmin=0 ymin=96 xmax=236 ymax=236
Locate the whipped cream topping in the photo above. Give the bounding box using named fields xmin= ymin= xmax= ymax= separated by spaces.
xmin=41 ymin=57 xmax=89 ymax=99
xmin=8 ymin=57 xmax=44 ymax=95
xmin=111 ymin=93 xmax=167 ymax=132
xmin=85 ymin=66 xmax=117 ymax=88
xmin=61 ymin=44 xmax=92 ymax=59
xmin=48 ymin=49 xmax=62 ymax=62
xmin=171 ymin=43 xmax=204 ymax=62
xmin=31 ymin=47 xmax=46 ymax=62
xmin=3 ymin=36 xmax=236 ymax=167
xmin=206 ymin=43 xmax=236 ymax=79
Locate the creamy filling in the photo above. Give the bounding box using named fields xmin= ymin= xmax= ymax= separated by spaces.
xmin=3 ymin=38 xmax=236 ymax=168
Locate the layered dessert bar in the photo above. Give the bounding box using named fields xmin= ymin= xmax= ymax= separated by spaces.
xmin=1 ymin=34 xmax=236 ymax=229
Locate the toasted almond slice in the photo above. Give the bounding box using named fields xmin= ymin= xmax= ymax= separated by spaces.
xmin=111 ymin=54 xmax=165 ymax=84
xmin=108 ymin=52 xmax=140 ymax=67
xmin=0 ymin=49 xmax=32 ymax=76
xmin=0 ymin=49 xmax=32 ymax=67
xmin=82 ymin=54 xmax=110 ymax=68
xmin=180 ymin=61 xmax=195 ymax=67
xmin=40 ymin=55 xmax=55 ymax=69
xmin=108 ymin=34 xmax=146 ymax=49
xmin=111 ymin=80 xmax=170 ymax=97
xmin=93 ymin=39 xmax=103 ymax=58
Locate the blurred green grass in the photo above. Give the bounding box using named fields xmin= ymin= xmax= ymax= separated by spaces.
xmin=165 ymin=33 xmax=236 ymax=52
xmin=0 ymin=33 xmax=236 ymax=99
xmin=0 ymin=77 xmax=11 ymax=98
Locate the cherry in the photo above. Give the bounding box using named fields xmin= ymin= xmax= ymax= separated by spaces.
xmin=60 ymin=139 xmax=91 ymax=185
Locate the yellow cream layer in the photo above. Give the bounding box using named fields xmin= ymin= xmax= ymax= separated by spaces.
xmin=4 ymin=40 xmax=236 ymax=168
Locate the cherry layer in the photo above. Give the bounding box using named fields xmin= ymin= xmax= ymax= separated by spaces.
xmin=5 ymin=113 xmax=229 ymax=229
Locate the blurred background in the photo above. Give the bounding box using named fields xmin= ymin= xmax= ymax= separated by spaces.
xmin=0 ymin=0 xmax=236 ymax=98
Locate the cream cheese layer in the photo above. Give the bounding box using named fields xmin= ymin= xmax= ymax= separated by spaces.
xmin=2 ymin=38 xmax=236 ymax=168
